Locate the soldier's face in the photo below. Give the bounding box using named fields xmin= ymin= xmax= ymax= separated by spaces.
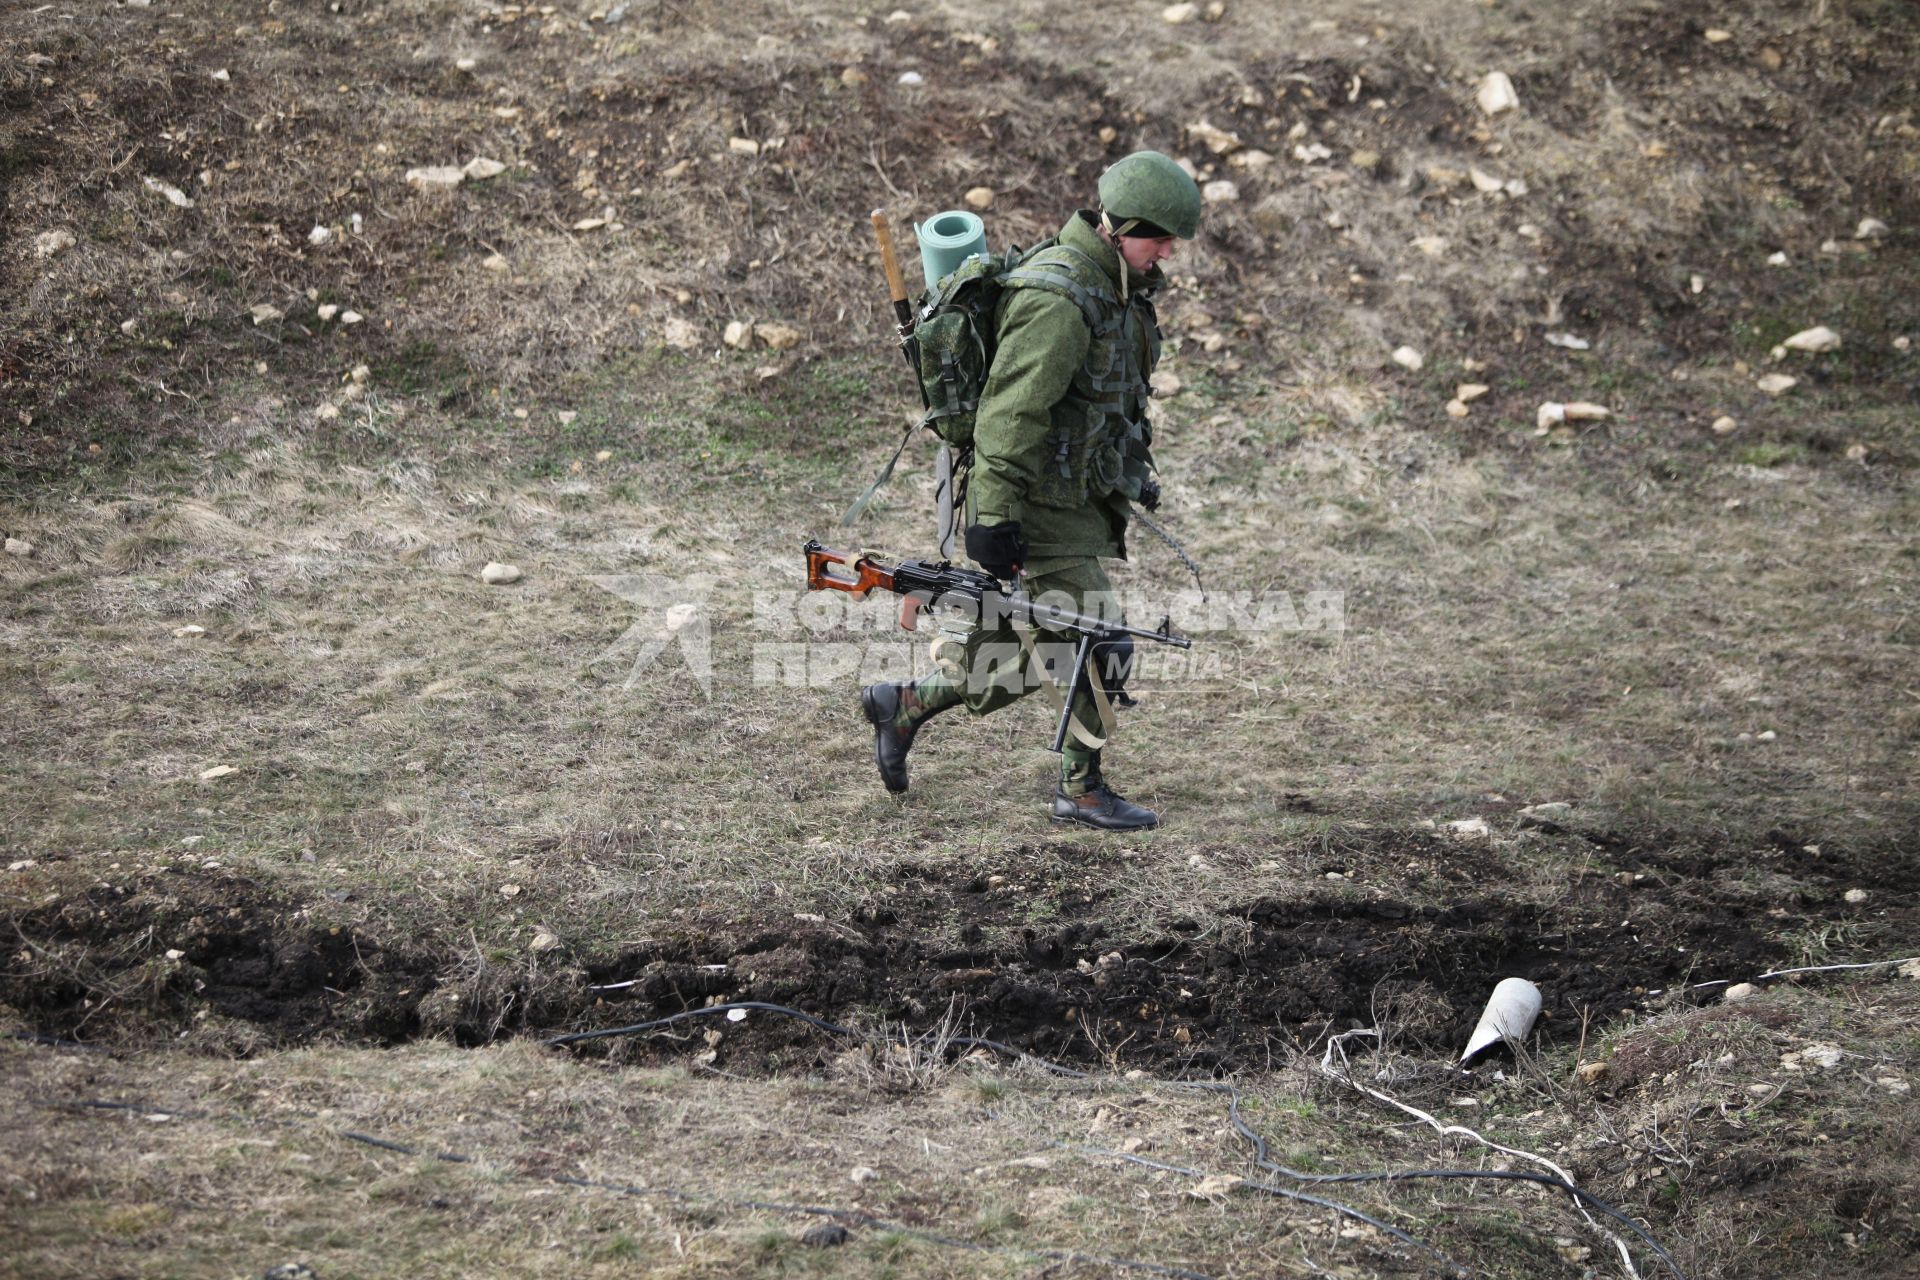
xmin=1118 ymin=234 xmax=1177 ymax=274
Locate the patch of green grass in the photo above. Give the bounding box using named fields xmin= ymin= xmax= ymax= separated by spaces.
xmin=1734 ymin=442 xmax=1806 ymax=468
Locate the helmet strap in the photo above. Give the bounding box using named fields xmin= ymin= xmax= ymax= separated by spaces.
xmin=1098 ymin=210 xmax=1140 ymax=302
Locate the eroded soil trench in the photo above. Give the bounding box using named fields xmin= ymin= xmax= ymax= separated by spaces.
xmin=7 ymin=832 xmax=1906 ymax=1071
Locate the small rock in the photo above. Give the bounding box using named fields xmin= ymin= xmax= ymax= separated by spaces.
xmin=1391 ymin=345 xmax=1424 ymax=371
xmin=1186 ymin=120 xmax=1244 ymax=155
xmin=142 ymin=176 xmax=195 ymax=209
xmin=339 ymin=310 xmax=363 ymax=325
xmin=249 ymin=303 xmax=285 ymax=325
xmin=404 ymin=166 xmax=466 ymax=191
xmin=1536 ymin=402 xmax=1567 ymax=430
xmin=481 ymin=253 xmax=508 ymax=272
xmin=963 ymin=186 xmax=995 ymax=210
xmin=1575 ymin=1060 xmax=1610 ymax=1085
xmin=1228 ymin=148 xmax=1273 ymax=171
xmin=307 ymin=225 xmax=331 ymax=246
xmin=1324 ymin=211 xmax=1347 ymax=229
xmin=211 ymin=68 xmax=231 ymax=82
xmin=530 ymin=927 xmax=561 ymax=952
xmin=1517 ymin=801 xmax=1572 ymax=827
xmin=1877 ymin=1077 xmax=1912 ymax=1096
xmin=1767 ymin=250 xmax=1788 ymax=266
xmin=198 ymin=765 xmax=237 ymax=781
xmin=1476 ymin=71 xmax=1519 ymax=116
xmin=595 ymin=450 xmax=613 ymax=461
xmin=572 ymin=217 xmax=607 ymax=232
xmin=173 ymin=625 xmax=205 ymax=638
xmin=1201 ymin=179 xmax=1239 ymax=203
xmin=34 ymin=228 xmax=77 ymax=258
xmin=1411 ymin=235 xmax=1448 ymax=257
xmin=758 ymin=323 xmax=803 ymax=351
xmin=1703 ymin=28 xmax=1733 ymax=43
xmin=1162 ymin=2 xmax=1198 ymax=23
xmin=1895 ymin=336 xmax=1912 ymax=352
xmin=314 ymin=403 xmax=339 ymax=422
xmin=662 ymin=317 xmax=701 ymax=350
xmin=5 ymin=537 xmax=34 ymax=558
xmin=463 ymin=157 xmax=507 ymax=180
xmin=1563 ymin=401 xmax=1610 ymax=421
xmin=723 ymin=320 xmax=755 ymax=349
xmin=480 ymin=562 xmax=523 ymax=585
xmin=1349 ymin=148 xmax=1380 ymax=172
xmin=317 ymin=304 xmax=340 ymax=321
xmin=1543 ymin=332 xmax=1590 ymax=350
xmin=1711 ymin=415 xmax=1738 ymax=435
xmin=1845 ymin=443 xmax=1868 ymax=462
xmin=840 ymin=66 xmax=868 ymax=86
xmin=1781 ymin=325 xmax=1841 ymax=353
xmin=499 ymin=883 xmax=522 ymax=898
xmin=1843 ymin=888 xmax=1869 ymax=905
xmin=727 ymin=137 xmax=760 ymax=157
xmin=165 ymin=948 xmax=186 ymax=960
xmin=1456 ymin=383 xmax=1490 ymax=402
xmin=1756 ymin=729 xmax=1777 ymax=741
xmin=456 ymin=57 xmax=478 ymax=71
xmin=1691 ymin=274 xmax=1706 ymax=294
xmin=850 ymin=1166 xmax=880 ymax=1184
xmin=1901 ymin=959 xmax=1920 ymax=980
xmin=1855 ymin=217 xmax=1890 ymax=240
xmin=1445 ymin=817 xmax=1491 ymax=838
xmin=1756 ymin=373 xmax=1797 ymax=396
xmin=1099 ymin=125 xmax=1118 ymax=145
xmin=1723 ymin=982 xmax=1760 ymax=1004
xmin=1445 ymin=399 xmax=1469 ymax=418
xmin=800 ymin=1223 xmax=849 ymax=1248
xmin=1153 ymin=371 xmax=1183 ymax=397
xmin=1469 ymin=167 xmax=1505 ymax=194
xmin=897 ymin=71 xmax=923 ymax=86
xmin=1187 ymin=1174 xmax=1241 ymax=1199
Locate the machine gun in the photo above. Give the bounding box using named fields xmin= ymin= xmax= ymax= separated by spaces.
xmin=803 ymin=539 xmax=1190 ymax=753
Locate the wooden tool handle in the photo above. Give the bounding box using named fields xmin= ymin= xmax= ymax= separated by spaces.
xmin=871 ymin=208 xmax=911 ymax=306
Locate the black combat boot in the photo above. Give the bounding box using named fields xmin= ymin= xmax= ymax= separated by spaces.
xmin=1050 ymin=781 xmax=1160 ymax=831
xmin=860 ymin=680 xmax=955 ymax=794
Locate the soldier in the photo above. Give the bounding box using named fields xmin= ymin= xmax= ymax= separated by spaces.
xmin=859 ymin=151 xmax=1202 ymax=831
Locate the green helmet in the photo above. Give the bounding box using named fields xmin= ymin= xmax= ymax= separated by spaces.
xmin=1097 ymin=150 xmax=1202 ymax=240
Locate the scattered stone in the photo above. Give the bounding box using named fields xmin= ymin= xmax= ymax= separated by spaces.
xmin=1895 ymin=336 xmax=1912 ymax=352
xmin=456 ymin=57 xmax=478 ymax=71
xmin=1543 ymin=332 xmax=1590 ymax=350
xmin=314 ymin=403 xmax=339 ymax=422
xmin=1781 ymin=325 xmax=1841 ymax=353
xmin=306 ymin=225 xmax=332 ymax=247
xmin=840 ymin=66 xmax=868 ymax=87
xmin=595 ymin=450 xmax=613 ymax=462
xmin=1756 ymin=729 xmax=1777 ymax=741
xmin=1292 ymin=141 xmax=1333 ymax=163
xmin=317 ymin=304 xmax=339 ymax=322
xmin=754 ymin=363 xmax=788 ymax=381
xmin=462 ymin=157 xmax=507 ymax=180
xmin=339 ymin=310 xmax=364 ymax=325
xmin=1877 ymin=1077 xmax=1912 ymax=1096
xmin=1844 ymin=888 xmax=1870 ymax=905
xmin=1504 ymin=178 xmax=1529 ymax=197
xmin=1536 ymin=402 xmax=1567 ymax=431
xmin=727 ymin=137 xmax=760 ymax=157
xmin=1324 ymin=211 xmax=1348 ymax=230
xmin=1723 ymin=982 xmax=1760 ymax=1004
xmin=1228 ymin=149 xmax=1273 ymax=171
xmin=800 ymin=1223 xmax=850 ymax=1249
xmin=249 ymin=303 xmax=284 ymax=325
xmin=1711 ymin=415 xmax=1738 ymax=435
xmin=172 ymin=625 xmax=205 ymax=638
xmin=1154 ymin=371 xmax=1183 ymax=397
xmin=1820 ymin=238 xmax=1870 ymax=256
xmin=530 ymin=927 xmax=561 ymax=952
xmin=482 ymin=253 xmax=508 ymax=272
xmin=499 ymin=883 xmax=522 ymax=898
xmin=405 ymin=166 xmax=465 ymax=191
xmin=198 ymin=765 xmax=237 ymax=781
xmin=1469 ymin=167 xmax=1505 ymax=194
xmin=1691 ymin=274 xmax=1706 ymax=294
xmin=1391 ymin=345 xmax=1424 ymax=371
xmin=1411 ymin=235 xmax=1449 ymax=257
xmin=1445 ymin=817 xmax=1491 ymax=838
xmin=1445 ymin=399 xmax=1470 ymax=418
xmin=963 ymin=186 xmax=995 ymax=210
xmin=1703 ymin=28 xmax=1733 ymax=43
xmin=897 ymin=71 xmax=923 ymax=86
xmin=1563 ymin=401 xmax=1610 ymax=422
xmin=1759 ymin=47 xmax=1783 ymax=70
xmin=211 ymin=68 xmax=231 ymax=82
xmin=758 ymin=323 xmax=803 ymax=351
xmin=1780 ymin=1042 xmax=1844 ymax=1071
xmin=1162 ymin=2 xmax=1198 ymax=23
xmin=480 ymin=562 xmax=523 ymax=585
xmin=723 ymin=320 xmax=755 ymax=349
xmin=572 ymin=217 xmax=607 ymax=231
xmin=1756 ymin=373 xmax=1797 ymax=395
xmin=1187 ymin=120 xmax=1244 ymax=155
xmin=1575 ymin=1060 xmax=1610 ymax=1085
xmin=1201 ymin=179 xmax=1239 ymax=203
xmin=1517 ymin=801 xmax=1572 ymax=827
xmin=1855 ymin=217 xmax=1890 ymax=240
xmin=1476 ymin=71 xmax=1519 ymax=116
xmin=1187 ymin=1174 xmax=1241 ymax=1200
xmin=7 ymin=860 xmax=35 ymax=872
xmin=5 ymin=537 xmax=34 ymax=558
xmin=1456 ymin=383 xmax=1490 ymax=403
xmin=33 ymin=228 xmax=76 ymax=259
xmin=850 ymin=1166 xmax=880 ymax=1184
xmin=1902 ymin=959 xmax=1920 ymax=980
xmin=1845 ymin=442 xmax=1868 ymax=462
xmin=143 ymin=176 xmax=195 ymax=208
xmin=1349 ymin=148 xmax=1380 ymax=172
xmin=662 ymin=317 xmax=701 ymax=350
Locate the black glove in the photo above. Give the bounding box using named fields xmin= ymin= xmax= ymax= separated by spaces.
xmin=1138 ymin=478 xmax=1161 ymax=512
xmin=964 ymin=520 xmax=1026 ymax=579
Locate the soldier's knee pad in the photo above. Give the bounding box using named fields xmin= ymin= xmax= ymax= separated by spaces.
xmin=1090 ymin=632 xmax=1135 ymax=700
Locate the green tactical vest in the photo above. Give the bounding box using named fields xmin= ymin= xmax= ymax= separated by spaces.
xmin=997 ymin=240 xmax=1162 ymax=512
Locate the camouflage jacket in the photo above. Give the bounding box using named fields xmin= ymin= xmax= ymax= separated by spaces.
xmin=967 ymin=211 xmax=1165 ymax=560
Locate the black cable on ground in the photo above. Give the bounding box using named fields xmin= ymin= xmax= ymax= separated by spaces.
xmin=25 ymin=1096 xmax=1215 ymax=1280
xmin=545 ymin=999 xmax=1690 ymax=1280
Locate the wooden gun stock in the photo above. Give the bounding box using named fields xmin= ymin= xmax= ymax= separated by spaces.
xmin=804 ymin=539 xmax=896 ymax=600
